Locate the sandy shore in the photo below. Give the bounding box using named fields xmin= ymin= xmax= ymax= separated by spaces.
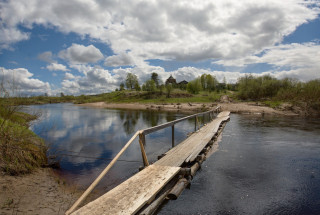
xmin=0 ymin=169 xmax=81 ymax=215
xmin=78 ymin=101 xmax=298 ymax=116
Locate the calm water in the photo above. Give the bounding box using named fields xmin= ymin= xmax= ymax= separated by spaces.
xmin=24 ymin=103 xmax=198 ymax=191
xmin=159 ymin=114 xmax=320 ymax=215
xmin=25 ymin=104 xmax=320 ymax=214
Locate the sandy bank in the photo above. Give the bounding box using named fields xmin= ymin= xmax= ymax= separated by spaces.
xmin=78 ymin=101 xmax=298 ymax=116
xmin=0 ymin=169 xmax=81 ymax=215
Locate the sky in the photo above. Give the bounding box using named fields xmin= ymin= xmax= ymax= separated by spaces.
xmin=0 ymin=0 xmax=320 ymax=96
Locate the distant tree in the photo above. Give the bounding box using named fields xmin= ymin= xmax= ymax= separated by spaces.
xmin=187 ymin=78 xmax=202 ymax=94
xmin=142 ymin=80 xmax=156 ymax=92
xmin=206 ymin=74 xmax=217 ymax=92
xmin=125 ymin=73 xmax=139 ymax=90
xmin=119 ymin=83 xmax=125 ymax=91
xmin=134 ymin=82 xmax=141 ymax=91
xmin=151 ymin=72 xmax=159 ymax=87
xmin=60 ymin=92 xmax=65 ymax=97
xmin=166 ymin=83 xmax=173 ymax=98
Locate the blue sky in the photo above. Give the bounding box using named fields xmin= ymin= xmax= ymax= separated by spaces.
xmin=0 ymin=0 xmax=319 ymax=95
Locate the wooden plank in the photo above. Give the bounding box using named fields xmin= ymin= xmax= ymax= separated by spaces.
xmin=185 ymin=115 xmax=229 ymax=163
xmin=72 ymin=165 xmax=180 ymax=215
xmin=154 ymin=111 xmax=230 ymax=167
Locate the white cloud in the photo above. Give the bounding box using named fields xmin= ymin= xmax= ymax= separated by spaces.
xmin=64 ymin=72 xmax=77 ymax=80
xmin=1 ymin=0 xmax=319 ymax=61
xmin=38 ymin=51 xmax=54 ymax=63
xmin=0 ymin=27 xmax=30 ymax=50
xmin=215 ymin=42 xmax=320 ymax=81
xmin=0 ymin=67 xmax=51 ymax=96
xmin=46 ymin=63 xmax=69 ymax=71
xmin=105 ymin=52 xmax=135 ymax=67
xmin=58 ymin=44 xmax=103 ymax=64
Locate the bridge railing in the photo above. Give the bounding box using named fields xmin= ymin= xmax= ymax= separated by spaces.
xmin=66 ymin=105 xmax=221 ymax=215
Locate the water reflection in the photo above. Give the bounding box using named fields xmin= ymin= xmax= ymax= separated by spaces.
xmin=23 ymin=103 xmax=195 ymax=191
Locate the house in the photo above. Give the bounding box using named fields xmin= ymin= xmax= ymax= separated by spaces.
xmin=165 ymin=75 xmax=177 ymax=85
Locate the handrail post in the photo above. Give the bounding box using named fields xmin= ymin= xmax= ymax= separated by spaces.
xmin=172 ymin=125 xmax=175 ymax=148
xmin=194 ymin=116 xmax=197 ymax=131
xmin=139 ymin=133 xmax=149 ymax=167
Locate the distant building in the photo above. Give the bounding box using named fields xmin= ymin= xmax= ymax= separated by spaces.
xmin=165 ymin=75 xmax=177 ymax=85
xmin=178 ymin=80 xmax=188 ymax=85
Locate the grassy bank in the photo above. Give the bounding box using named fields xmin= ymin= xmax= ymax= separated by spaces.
xmin=0 ymin=103 xmax=47 ymax=175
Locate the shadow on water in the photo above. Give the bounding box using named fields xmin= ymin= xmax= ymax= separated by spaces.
xmin=159 ymin=114 xmax=320 ymax=215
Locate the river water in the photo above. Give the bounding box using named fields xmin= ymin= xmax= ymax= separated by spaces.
xmin=24 ymin=104 xmax=320 ymax=214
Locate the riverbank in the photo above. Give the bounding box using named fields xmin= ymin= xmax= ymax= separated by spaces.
xmin=78 ymin=101 xmax=299 ymax=116
xmin=0 ymin=168 xmax=82 ymax=215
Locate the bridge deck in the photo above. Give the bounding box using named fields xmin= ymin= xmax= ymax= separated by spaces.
xmin=72 ymin=111 xmax=230 ymax=215
xmin=154 ymin=111 xmax=230 ymax=167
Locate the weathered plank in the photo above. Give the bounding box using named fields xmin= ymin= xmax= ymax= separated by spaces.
xmin=72 ymin=165 xmax=180 ymax=215
xmin=154 ymin=111 xmax=230 ymax=167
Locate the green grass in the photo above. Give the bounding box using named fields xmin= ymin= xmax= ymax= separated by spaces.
xmin=263 ymin=100 xmax=283 ymax=109
xmin=0 ymin=104 xmax=47 ymax=175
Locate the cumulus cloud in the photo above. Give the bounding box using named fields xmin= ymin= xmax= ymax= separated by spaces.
xmin=0 ymin=27 xmax=30 ymax=50
xmin=215 ymin=42 xmax=320 ymax=81
xmin=64 ymin=72 xmax=77 ymax=80
xmin=105 ymin=52 xmax=135 ymax=67
xmin=1 ymin=0 xmax=319 ymax=61
xmin=61 ymin=67 xmax=119 ymax=95
xmin=58 ymin=44 xmax=103 ymax=64
xmin=46 ymin=63 xmax=69 ymax=71
xmin=38 ymin=51 xmax=54 ymax=63
xmin=0 ymin=67 xmax=51 ymax=96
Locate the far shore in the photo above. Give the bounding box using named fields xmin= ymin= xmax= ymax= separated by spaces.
xmin=78 ymin=101 xmax=299 ymax=116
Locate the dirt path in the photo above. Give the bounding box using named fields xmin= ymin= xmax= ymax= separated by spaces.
xmin=78 ymin=101 xmax=298 ymax=116
xmin=0 ymin=169 xmax=81 ymax=215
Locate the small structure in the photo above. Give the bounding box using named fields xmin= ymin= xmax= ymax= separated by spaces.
xmin=178 ymin=80 xmax=188 ymax=85
xmin=165 ymin=75 xmax=177 ymax=85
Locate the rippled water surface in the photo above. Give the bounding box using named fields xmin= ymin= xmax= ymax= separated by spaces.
xmin=159 ymin=114 xmax=320 ymax=215
xmin=25 ymin=104 xmax=320 ymax=214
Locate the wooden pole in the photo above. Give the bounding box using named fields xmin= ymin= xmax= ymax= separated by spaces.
xmin=139 ymin=133 xmax=149 ymax=167
xmin=172 ymin=125 xmax=175 ymax=148
xmin=65 ymin=131 xmax=140 ymax=215
xmin=167 ymin=177 xmax=190 ymax=200
xmin=194 ymin=116 xmax=197 ymax=131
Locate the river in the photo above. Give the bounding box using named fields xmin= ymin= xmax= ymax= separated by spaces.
xmin=24 ymin=103 xmax=320 ymax=214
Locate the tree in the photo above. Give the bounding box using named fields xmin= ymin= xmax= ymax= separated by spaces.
xmin=166 ymin=83 xmax=173 ymax=98
xmin=125 ymin=73 xmax=139 ymax=90
xmin=142 ymin=80 xmax=156 ymax=92
xmin=134 ymin=82 xmax=141 ymax=91
xmin=119 ymin=83 xmax=125 ymax=91
xmin=151 ymin=72 xmax=159 ymax=87
xmin=187 ymin=78 xmax=202 ymax=94
xmin=206 ymin=74 xmax=217 ymax=92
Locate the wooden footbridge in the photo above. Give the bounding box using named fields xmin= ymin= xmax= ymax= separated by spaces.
xmin=66 ymin=107 xmax=230 ymax=215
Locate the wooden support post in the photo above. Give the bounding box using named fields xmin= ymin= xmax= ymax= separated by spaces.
xmin=194 ymin=116 xmax=197 ymax=131
xmin=167 ymin=177 xmax=190 ymax=200
xmin=139 ymin=133 xmax=149 ymax=167
xmin=172 ymin=125 xmax=175 ymax=148
xmin=196 ymin=116 xmax=200 ymax=130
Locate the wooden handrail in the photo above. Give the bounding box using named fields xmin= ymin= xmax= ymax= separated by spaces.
xmin=66 ymin=131 xmax=141 ymax=215
xmin=66 ymin=106 xmax=221 ymax=215
xmin=141 ymin=107 xmax=220 ymax=135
